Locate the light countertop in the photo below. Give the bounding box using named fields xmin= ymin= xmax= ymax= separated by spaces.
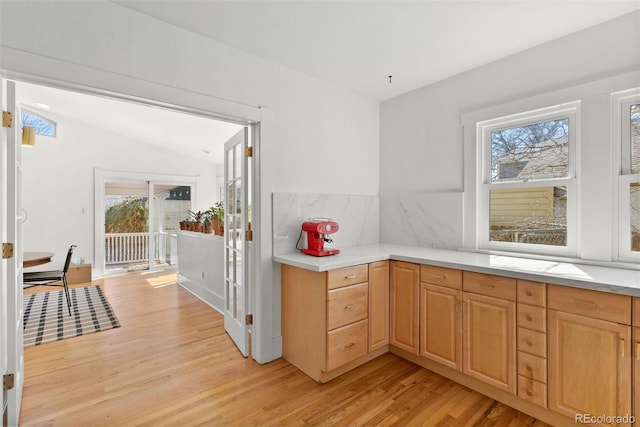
xmin=273 ymin=244 xmax=640 ymax=297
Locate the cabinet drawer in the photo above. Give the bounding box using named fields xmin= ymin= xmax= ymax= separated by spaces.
xmin=327 ymin=265 xmax=368 ymax=290
xmin=420 ymin=265 xmax=462 ymax=289
xmin=517 ymin=280 xmax=546 ymax=307
xmin=463 ymin=271 xmax=516 ymax=301
xmin=518 ymin=375 xmax=547 ymax=408
xmin=517 ymin=351 xmax=547 ymax=383
xmin=327 ymin=283 xmax=368 ymax=330
xmin=326 ymin=319 xmax=368 ymax=371
xmin=517 ymin=327 xmax=546 ymax=358
xmin=517 ymin=303 xmax=546 ymax=333
xmin=548 ymin=285 xmax=631 ymax=325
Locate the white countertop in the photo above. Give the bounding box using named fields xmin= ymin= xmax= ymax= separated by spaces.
xmin=273 ymin=244 xmax=640 ymax=297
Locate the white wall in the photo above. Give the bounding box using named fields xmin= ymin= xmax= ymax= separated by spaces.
xmin=0 ymin=1 xmax=380 ymax=196
xmin=380 ymin=11 xmax=640 ymax=254
xmin=21 ymin=111 xmax=219 ymax=268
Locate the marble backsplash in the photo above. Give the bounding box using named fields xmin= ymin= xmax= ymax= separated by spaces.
xmin=379 ymin=192 xmax=464 ymax=250
xmin=272 ymin=192 xmax=379 ymax=256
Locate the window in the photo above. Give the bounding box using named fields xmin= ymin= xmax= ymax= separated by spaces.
xmin=615 ymin=89 xmax=640 ymax=260
xmin=478 ymin=103 xmax=578 ymax=255
xmin=20 ymin=109 xmax=56 ymax=137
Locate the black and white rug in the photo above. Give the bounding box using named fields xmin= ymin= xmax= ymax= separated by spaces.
xmin=23 ymin=285 xmax=120 ymax=348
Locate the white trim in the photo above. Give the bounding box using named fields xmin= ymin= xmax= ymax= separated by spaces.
xmin=476 ymin=102 xmax=580 ymax=257
xmin=612 ymin=88 xmax=640 ymax=262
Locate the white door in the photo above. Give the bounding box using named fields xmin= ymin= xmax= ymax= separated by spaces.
xmin=224 ymin=127 xmax=251 ymax=356
xmin=2 ymin=80 xmax=24 ymax=426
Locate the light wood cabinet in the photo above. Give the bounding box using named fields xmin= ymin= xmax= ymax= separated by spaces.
xmin=419 ymin=265 xmax=462 ymax=371
xmin=516 ymin=279 xmax=548 ymax=408
xmin=282 ymin=263 xmax=389 ymax=383
xmin=633 ymin=326 xmax=640 ymax=424
xmin=390 ymin=261 xmax=419 ymax=355
xmin=462 ymin=290 xmax=517 ymax=394
xmin=368 ymin=261 xmax=389 ymax=352
xmin=548 ymin=285 xmax=632 ymax=426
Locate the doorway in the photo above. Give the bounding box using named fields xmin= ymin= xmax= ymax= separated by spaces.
xmin=104 ymin=180 xmax=192 ymax=273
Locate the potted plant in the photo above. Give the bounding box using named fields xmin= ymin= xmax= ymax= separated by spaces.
xmin=186 ymin=210 xmax=204 ymax=232
xmin=210 ymin=202 xmax=225 ymax=236
xmin=202 ymin=211 xmax=213 ymax=234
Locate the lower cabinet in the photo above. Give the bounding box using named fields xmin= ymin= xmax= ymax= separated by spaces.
xmin=281 ymin=262 xmax=388 ymax=383
xmin=462 ymin=290 xmax=517 ymax=395
xmin=547 ymin=285 xmax=632 ymax=427
xmin=390 ymin=261 xmax=419 ymax=355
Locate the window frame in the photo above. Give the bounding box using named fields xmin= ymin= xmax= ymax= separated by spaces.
xmin=612 ymin=88 xmax=640 ymax=262
xmin=476 ymin=102 xmax=580 ymax=257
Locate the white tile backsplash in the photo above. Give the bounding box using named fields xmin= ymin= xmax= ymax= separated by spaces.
xmin=272 ymin=193 xmax=379 ymax=256
xmin=380 ymin=192 xmax=463 ymax=249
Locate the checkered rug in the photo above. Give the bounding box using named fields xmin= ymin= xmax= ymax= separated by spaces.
xmin=23 ymin=285 xmax=120 ymax=347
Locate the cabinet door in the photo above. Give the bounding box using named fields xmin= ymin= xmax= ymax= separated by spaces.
xmin=548 ymin=310 xmax=631 ymax=426
xmin=390 ymin=261 xmax=419 ymax=355
xmin=420 ymin=283 xmax=462 ymax=371
xmin=463 ymin=292 xmax=516 ymax=394
xmin=369 ymin=261 xmax=389 ymax=352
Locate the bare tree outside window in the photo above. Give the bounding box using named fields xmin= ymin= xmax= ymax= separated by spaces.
xmin=489 ymin=118 xmax=570 ymax=246
xmin=631 ymin=104 xmax=639 ymax=174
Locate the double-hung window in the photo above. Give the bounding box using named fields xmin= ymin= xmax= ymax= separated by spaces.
xmin=477 ymin=102 xmax=579 ymax=256
xmin=614 ymin=89 xmax=640 ymax=261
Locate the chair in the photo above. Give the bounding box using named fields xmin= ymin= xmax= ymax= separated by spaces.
xmin=23 ymin=245 xmax=77 ymax=316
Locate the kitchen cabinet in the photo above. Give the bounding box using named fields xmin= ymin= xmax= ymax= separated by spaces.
xmin=548 ymin=285 xmax=632 ymax=426
xmin=281 ymin=263 xmax=387 ymax=383
xmin=419 ymin=265 xmax=462 ymax=371
xmin=368 ymin=261 xmax=389 ymax=352
xmin=634 ymin=298 xmax=640 ymax=424
xmin=390 ymin=260 xmax=419 ymax=355
xmin=462 ymin=271 xmax=517 ymax=395
xmin=516 ymin=280 xmax=547 ymax=408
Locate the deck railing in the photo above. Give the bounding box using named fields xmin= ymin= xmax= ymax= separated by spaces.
xmin=105 ymin=232 xmax=177 ymax=266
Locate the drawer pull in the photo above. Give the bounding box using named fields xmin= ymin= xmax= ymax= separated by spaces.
xmin=480 ymin=283 xmax=495 ymax=289
xmin=344 ymin=304 xmax=355 ymax=310
xmin=344 ymin=274 xmax=357 ymax=279
xmin=525 ymin=315 xmax=533 ymax=322
xmin=526 ymin=340 xmax=533 ymax=347
xmin=526 ymin=364 xmax=533 ymax=372
xmin=344 ymin=342 xmax=356 ymax=349
xmin=526 ymin=389 xmax=534 ymax=397
xmin=621 ymin=338 xmax=625 ymax=357
xmin=526 ymin=290 xmax=533 ymax=297
xmin=572 ymin=298 xmax=597 ymax=309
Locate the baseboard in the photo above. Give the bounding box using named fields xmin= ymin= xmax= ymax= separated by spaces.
xmin=177 ymin=273 xmax=223 ymax=313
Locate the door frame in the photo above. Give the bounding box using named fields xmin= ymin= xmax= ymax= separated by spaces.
xmin=95 ymin=170 xmax=199 ymax=277
xmin=0 ymin=66 xmax=277 ymax=364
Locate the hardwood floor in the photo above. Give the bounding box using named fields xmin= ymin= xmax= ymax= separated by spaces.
xmin=20 ymin=270 xmax=549 ymax=426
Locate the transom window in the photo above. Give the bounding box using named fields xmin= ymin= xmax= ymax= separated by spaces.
xmin=20 ymin=109 xmax=56 ymax=137
xmin=478 ymin=103 xmax=578 ymax=256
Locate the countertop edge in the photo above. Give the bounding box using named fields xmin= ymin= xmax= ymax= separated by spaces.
xmin=274 ymin=244 xmax=640 ymax=297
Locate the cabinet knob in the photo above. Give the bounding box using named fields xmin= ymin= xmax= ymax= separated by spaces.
xmin=526 ymin=291 xmax=533 ymax=297
xmin=344 ymin=342 xmax=355 ymax=349
xmin=526 ymin=315 xmax=533 ymax=322
xmin=526 ymin=389 xmax=534 ymax=397
xmin=526 ymin=365 xmax=533 ymax=372
xmin=344 ymin=274 xmax=356 ymax=279
xmin=526 ymin=340 xmax=533 ymax=347
xmin=344 ymin=304 xmax=355 ymax=310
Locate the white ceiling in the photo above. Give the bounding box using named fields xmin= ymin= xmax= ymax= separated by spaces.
xmin=16 ymin=81 xmax=242 ymax=164
xmin=16 ymin=1 xmax=639 ymax=158
xmin=115 ymin=0 xmax=640 ymax=101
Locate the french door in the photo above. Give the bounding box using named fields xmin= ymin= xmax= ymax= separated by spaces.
xmin=224 ymin=127 xmax=251 ymax=356
xmin=1 ymin=79 xmax=24 ymax=426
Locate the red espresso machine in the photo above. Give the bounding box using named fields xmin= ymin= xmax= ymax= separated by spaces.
xmin=300 ymin=219 xmax=340 ymax=256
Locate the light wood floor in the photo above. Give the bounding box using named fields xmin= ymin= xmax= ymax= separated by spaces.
xmin=20 ymin=270 xmax=549 ymax=426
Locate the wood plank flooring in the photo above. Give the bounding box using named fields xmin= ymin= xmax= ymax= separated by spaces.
xmin=20 ymin=270 xmax=549 ymax=426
